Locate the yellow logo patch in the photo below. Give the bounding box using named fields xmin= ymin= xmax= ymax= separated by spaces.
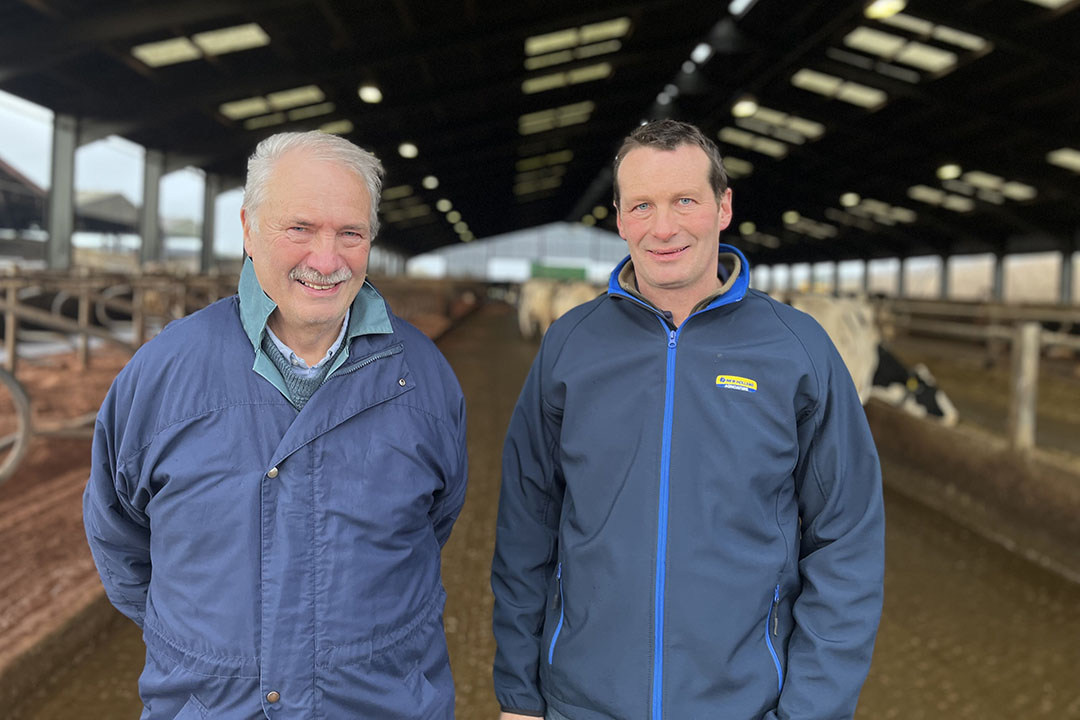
xmin=716 ymin=375 xmax=757 ymax=393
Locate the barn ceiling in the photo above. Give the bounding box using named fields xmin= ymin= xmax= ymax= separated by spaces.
xmin=1 ymin=0 xmax=1078 ymax=266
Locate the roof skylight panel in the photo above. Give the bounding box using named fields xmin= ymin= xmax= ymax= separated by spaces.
xmin=1018 ymin=0 xmax=1074 ymax=9
xmin=131 ymin=23 xmax=270 ymax=68
xmin=131 ymin=37 xmax=201 ymax=67
xmin=267 ymin=86 xmax=325 ymax=110
xmin=191 ymin=23 xmax=270 ymax=56
xmin=1047 ymin=148 xmax=1080 ymax=172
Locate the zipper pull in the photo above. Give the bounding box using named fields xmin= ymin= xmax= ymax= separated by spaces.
xmin=668 ymin=329 xmax=677 ymax=348
xmin=773 ymin=584 xmax=780 ymax=636
xmin=553 ymin=562 xmax=562 ymax=609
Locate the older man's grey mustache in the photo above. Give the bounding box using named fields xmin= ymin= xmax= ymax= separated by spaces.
xmin=290 ymin=267 xmax=353 ymax=285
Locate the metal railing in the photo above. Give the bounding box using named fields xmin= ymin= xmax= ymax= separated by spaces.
xmin=0 ymin=268 xmax=484 ymax=486
xmin=875 ymin=297 xmax=1080 ymax=452
xmin=1 ymin=269 xmax=238 ymax=373
xmin=0 ymin=267 xmax=238 ymax=485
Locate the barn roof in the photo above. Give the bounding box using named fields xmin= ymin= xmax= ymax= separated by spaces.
xmin=1 ymin=0 xmax=1078 ymax=265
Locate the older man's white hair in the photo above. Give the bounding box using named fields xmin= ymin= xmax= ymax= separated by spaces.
xmin=242 ymin=131 xmax=385 ymax=237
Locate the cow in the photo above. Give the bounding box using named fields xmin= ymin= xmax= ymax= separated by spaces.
xmin=517 ymin=279 xmax=603 ymax=340
xmin=788 ymin=293 xmax=879 ymax=404
xmin=869 ymin=344 xmax=958 ymax=426
xmin=551 ymin=281 xmax=603 ymax=323
xmin=1040 ymin=319 xmax=1080 ymax=378
xmin=785 ymin=292 xmax=958 ymax=426
xmin=517 ymin=278 xmax=558 ymax=339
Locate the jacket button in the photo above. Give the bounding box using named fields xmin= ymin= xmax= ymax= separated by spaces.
xmin=267 ymin=467 xmax=279 ymax=479
xmin=266 ymin=690 xmax=280 ymax=703
xmin=398 ymin=378 xmax=406 ymax=386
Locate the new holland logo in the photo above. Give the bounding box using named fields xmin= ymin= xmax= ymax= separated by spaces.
xmin=715 ymin=375 xmax=757 ymax=393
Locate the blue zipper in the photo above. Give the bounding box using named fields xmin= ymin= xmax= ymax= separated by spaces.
xmin=765 ymin=584 xmax=783 ymax=693
xmin=547 ymin=562 xmax=565 ymax=665
xmin=606 ymin=288 xmax=741 ymax=718
xmin=652 ymin=322 xmax=679 ymax=720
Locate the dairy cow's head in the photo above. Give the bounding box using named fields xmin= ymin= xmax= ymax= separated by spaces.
xmin=870 ymin=346 xmax=958 ymax=426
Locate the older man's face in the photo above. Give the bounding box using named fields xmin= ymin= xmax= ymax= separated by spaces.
xmin=242 ymin=149 xmax=372 ymax=347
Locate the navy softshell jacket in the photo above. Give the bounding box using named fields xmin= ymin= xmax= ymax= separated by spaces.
xmin=493 ymin=247 xmax=885 ymax=720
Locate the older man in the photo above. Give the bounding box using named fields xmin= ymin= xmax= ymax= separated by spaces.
xmin=84 ymin=131 xmax=467 ymax=719
xmin=492 ymin=119 xmax=884 ymax=720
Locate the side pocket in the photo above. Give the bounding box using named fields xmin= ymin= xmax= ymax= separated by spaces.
xmin=547 ymin=562 xmax=565 ymax=665
xmin=405 ymin=661 xmax=445 ymax=718
xmin=172 ymin=694 xmax=209 ymax=719
xmin=764 ymin=584 xmax=784 ymax=694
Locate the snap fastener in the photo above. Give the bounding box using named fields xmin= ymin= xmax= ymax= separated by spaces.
xmin=398 ymin=378 xmax=406 ymax=386
xmin=266 ymin=690 xmax=280 ymax=703
xmin=267 ymin=467 xmax=279 ymax=479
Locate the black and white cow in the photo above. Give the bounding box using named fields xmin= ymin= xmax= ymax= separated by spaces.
xmin=869 ymin=344 xmax=958 ymax=426
xmin=785 ymin=293 xmax=958 ymax=426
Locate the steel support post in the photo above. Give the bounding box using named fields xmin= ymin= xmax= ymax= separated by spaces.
xmin=992 ymin=253 xmax=1005 ymax=302
xmin=939 ymin=255 xmax=950 ymax=299
xmin=139 ymin=149 xmax=165 ymax=266
xmin=200 ymin=172 xmax=221 ymax=274
xmin=1008 ymin=322 xmax=1041 ymax=451
xmin=46 ymin=113 xmax=77 ymax=271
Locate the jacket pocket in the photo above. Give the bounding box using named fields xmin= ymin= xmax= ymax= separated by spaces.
xmin=764 ymin=584 xmax=784 ymax=693
xmin=547 ymin=562 xmax=565 ymax=665
xmin=171 ymin=694 xmax=208 ymax=719
xmin=405 ymin=661 xmax=445 ymax=719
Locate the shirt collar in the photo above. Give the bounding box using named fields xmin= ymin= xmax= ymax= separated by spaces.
xmin=237 ymin=257 xmax=393 ymax=357
xmin=265 ymin=309 xmax=349 ymax=372
xmin=614 ymin=249 xmax=744 ymax=310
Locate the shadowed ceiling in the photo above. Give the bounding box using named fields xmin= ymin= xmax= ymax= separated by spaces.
xmin=2 ymin=0 xmax=1078 ymax=266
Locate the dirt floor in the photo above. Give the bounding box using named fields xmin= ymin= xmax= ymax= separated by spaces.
xmin=3 ymin=302 xmax=1080 ymax=719
xmin=0 ymin=347 xmax=131 ymax=676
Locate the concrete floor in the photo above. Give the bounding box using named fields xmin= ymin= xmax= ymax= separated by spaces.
xmin=12 ymin=302 xmax=1080 ymax=719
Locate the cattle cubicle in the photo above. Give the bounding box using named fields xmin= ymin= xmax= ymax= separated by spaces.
xmin=0 ymin=267 xmax=483 ymax=487
xmin=874 ymin=297 xmax=1080 ymax=451
xmin=864 ymin=296 xmax=1080 ymax=583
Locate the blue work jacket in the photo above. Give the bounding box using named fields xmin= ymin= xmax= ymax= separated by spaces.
xmin=84 ymin=289 xmax=467 ymax=719
xmin=492 ymin=247 xmax=885 ymax=720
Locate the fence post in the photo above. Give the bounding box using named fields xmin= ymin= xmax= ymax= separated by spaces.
xmin=3 ymin=280 xmax=16 ymax=374
xmin=173 ymin=279 xmax=186 ymax=320
xmin=132 ymin=281 xmax=146 ymax=348
xmin=77 ymin=280 xmax=91 ymax=369
xmin=986 ymin=303 xmax=1007 ymax=365
xmin=1008 ymin=322 xmax=1041 ymax=451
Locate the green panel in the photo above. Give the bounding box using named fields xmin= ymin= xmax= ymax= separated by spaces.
xmin=531 ymin=263 xmax=586 ymax=280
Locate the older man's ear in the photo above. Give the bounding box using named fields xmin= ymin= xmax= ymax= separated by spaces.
xmin=240 ymin=207 xmax=254 ymax=258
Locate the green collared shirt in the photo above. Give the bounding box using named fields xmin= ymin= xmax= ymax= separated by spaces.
xmin=237 ymin=258 xmax=393 ymax=400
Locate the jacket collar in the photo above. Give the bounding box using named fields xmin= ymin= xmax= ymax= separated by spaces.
xmin=607 ymin=242 xmax=750 ymax=315
xmin=238 ymin=257 xmax=392 ymax=350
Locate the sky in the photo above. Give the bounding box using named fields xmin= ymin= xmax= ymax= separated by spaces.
xmin=0 ymin=89 xmax=245 ymax=257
